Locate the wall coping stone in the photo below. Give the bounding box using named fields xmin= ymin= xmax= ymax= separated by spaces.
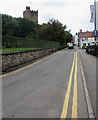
xmin=2 ymin=48 xmax=55 ymax=55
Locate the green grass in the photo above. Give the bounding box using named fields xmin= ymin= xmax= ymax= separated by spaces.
xmin=0 ymin=48 xmax=42 ymax=52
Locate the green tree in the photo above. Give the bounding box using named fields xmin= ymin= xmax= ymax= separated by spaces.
xmin=17 ymin=18 xmax=38 ymax=37
xmin=2 ymin=14 xmax=38 ymax=38
xmin=2 ymin=14 xmax=73 ymax=49
xmin=37 ymin=19 xmax=67 ymax=45
xmin=65 ymin=31 xmax=73 ymax=44
xmin=2 ymin=14 xmax=19 ymax=36
xmin=47 ymin=19 xmax=66 ymax=42
xmin=36 ymin=23 xmax=48 ymax=40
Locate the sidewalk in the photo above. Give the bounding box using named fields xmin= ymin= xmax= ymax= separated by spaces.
xmin=79 ymin=50 xmax=96 ymax=118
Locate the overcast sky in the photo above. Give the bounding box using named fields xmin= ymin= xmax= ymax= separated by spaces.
xmin=0 ymin=0 xmax=96 ymax=35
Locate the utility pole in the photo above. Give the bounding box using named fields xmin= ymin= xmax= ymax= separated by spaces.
xmin=94 ymin=0 xmax=96 ymax=41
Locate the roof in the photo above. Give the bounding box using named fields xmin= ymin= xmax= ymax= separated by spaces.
xmin=79 ymin=32 xmax=94 ymax=38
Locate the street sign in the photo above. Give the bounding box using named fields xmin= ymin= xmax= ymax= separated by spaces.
xmin=93 ymin=30 xmax=98 ymax=36
xmin=82 ymin=39 xmax=85 ymax=41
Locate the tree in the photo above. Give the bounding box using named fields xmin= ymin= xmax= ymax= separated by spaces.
xmin=37 ymin=18 xmax=74 ymax=48
xmin=2 ymin=14 xmax=19 ymax=36
xmin=47 ymin=19 xmax=66 ymax=42
xmin=36 ymin=23 xmax=48 ymax=40
xmin=2 ymin=14 xmax=73 ymax=49
xmin=2 ymin=14 xmax=38 ymax=38
xmin=17 ymin=18 xmax=38 ymax=37
xmin=38 ymin=19 xmax=66 ymax=43
xmin=65 ymin=31 xmax=73 ymax=44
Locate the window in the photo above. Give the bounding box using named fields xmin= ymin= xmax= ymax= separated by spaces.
xmin=88 ymin=43 xmax=90 ymax=46
xmin=83 ymin=43 xmax=86 ymax=46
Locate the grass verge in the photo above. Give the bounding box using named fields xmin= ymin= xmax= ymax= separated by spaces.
xmin=0 ymin=48 xmax=42 ymax=52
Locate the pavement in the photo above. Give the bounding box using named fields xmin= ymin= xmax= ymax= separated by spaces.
xmin=1 ymin=48 xmax=96 ymax=119
xmin=79 ymin=50 xmax=96 ymax=118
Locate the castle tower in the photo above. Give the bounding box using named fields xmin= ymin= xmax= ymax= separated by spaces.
xmin=23 ymin=6 xmax=38 ymax=23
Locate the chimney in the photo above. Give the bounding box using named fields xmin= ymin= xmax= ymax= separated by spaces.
xmin=80 ymin=29 xmax=82 ymax=33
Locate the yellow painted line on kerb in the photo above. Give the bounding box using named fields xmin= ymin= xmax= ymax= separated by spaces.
xmin=60 ymin=52 xmax=76 ymax=119
xmin=0 ymin=52 xmax=59 ymax=78
xmin=72 ymin=52 xmax=78 ymax=118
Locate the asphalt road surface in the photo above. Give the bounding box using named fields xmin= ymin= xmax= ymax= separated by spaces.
xmin=1 ymin=49 xmax=96 ymax=119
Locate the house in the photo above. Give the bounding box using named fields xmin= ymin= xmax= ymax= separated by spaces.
xmin=79 ymin=31 xmax=98 ymax=48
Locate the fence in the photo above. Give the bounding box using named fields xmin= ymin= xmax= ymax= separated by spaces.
xmin=2 ymin=36 xmax=62 ymax=49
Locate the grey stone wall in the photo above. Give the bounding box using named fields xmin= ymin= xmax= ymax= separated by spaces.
xmin=23 ymin=7 xmax=38 ymax=23
xmin=2 ymin=48 xmax=58 ymax=71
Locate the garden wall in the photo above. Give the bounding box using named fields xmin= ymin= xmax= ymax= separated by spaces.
xmin=2 ymin=48 xmax=58 ymax=71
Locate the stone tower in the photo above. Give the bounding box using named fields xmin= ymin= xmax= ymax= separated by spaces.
xmin=23 ymin=6 xmax=38 ymax=23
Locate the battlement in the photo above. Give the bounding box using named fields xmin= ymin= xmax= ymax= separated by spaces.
xmin=23 ymin=6 xmax=38 ymax=23
xmin=31 ymin=10 xmax=38 ymax=14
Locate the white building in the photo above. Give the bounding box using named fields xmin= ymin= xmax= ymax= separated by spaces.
xmin=74 ymin=33 xmax=79 ymax=46
xmin=79 ymin=31 xmax=95 ymax=48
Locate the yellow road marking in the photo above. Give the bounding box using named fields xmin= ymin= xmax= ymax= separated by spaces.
xmin=60 ymin=52 xmax=76 ymax=119
xmin=72 ymin=52 xmax=78 ymax=118
xmin=0 ymin=52 xmax=59 ymax=78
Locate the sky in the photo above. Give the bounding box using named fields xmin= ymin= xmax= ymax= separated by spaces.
xmin=0 ymin=0 xmax=96 ymax=35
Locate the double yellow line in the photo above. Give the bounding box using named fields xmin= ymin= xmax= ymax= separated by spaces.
xmin=61 ymin=52 xmax=78 ymax=119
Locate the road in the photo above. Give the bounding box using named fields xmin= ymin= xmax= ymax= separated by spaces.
xmin=1 ymin=49 xmax=96 ymax=119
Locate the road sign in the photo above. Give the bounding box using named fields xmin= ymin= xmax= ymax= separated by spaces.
xmin=93 ymin=30 xmax=98 ymax=36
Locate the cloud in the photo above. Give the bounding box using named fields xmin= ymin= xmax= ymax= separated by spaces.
xmin=0 ymin=0 xmax=94 ymax=34
xmin=37 ymin=0 xmax=93 ymax=34
xmin=41 ymin=1 xmax=66 ymax=7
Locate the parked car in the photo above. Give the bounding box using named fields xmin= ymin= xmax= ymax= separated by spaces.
xmin=86 ymin=42 xmax=98 ymax=56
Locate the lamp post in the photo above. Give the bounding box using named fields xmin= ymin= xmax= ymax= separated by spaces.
xmin=94 ymin=0 xmax=96 ymax=41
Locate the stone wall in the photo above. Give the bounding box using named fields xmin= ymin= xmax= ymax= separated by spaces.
xmin=23 ymin=6 xmax=38 ymax=23
xmin=2 ymin=48 xmax=58 ymax=71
